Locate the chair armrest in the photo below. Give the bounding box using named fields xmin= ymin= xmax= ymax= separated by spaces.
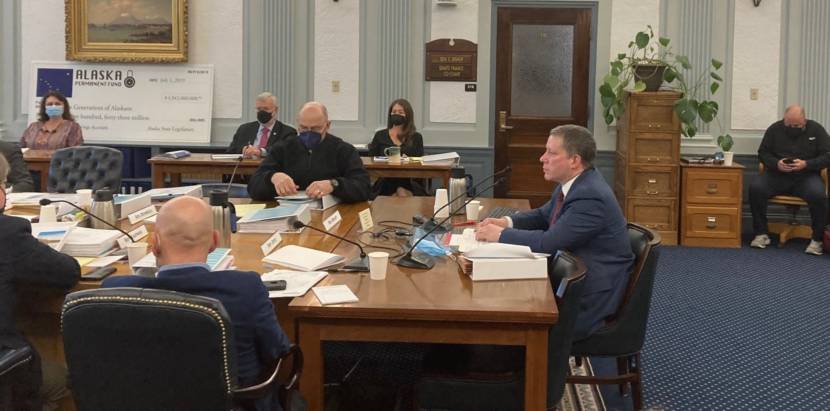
xmin=0 ymin=346 xmax=33 ymax=377
xmin=232 ymin=343 xmax=303 ymax=401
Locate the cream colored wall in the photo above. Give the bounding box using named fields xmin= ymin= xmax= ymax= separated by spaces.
xmin=428 ymin=0 xmax=478 ymax=124
xmin=313 ymin=0 xmax=361 ymax=122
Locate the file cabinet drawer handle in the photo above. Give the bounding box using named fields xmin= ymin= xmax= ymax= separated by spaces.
xmin=706 ymin=216 xmax=717 ymax=229
xmin=646 ymin=189 xmax=659 ymax=195
xmin=648 ymin=178 xmax=657 ymax=184
xmin=706 ymin=183 xmax=718 ymax=194
xmin=644 ymin=223 xmax=658 ymax=229
xmin=647 ymin=156 xmax=660 ymax=162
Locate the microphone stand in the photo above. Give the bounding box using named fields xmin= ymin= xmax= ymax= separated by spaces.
xmin=290 ymin=219 xmax=369 ymax=272
xmin=39 ymin=199 xmax=135 ymax=242
xmin=422 ymin=166 xmax=511 ymax=233
xmin=396 ymin=177 xmax=506 ymax=269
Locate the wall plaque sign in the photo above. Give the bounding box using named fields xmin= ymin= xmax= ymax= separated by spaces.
xmin=425 ymin=38 xmax=477 ymax=82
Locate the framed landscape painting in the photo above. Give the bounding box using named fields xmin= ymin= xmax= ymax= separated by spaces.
xmin=65 ymin=0 xmax=188 ymax=63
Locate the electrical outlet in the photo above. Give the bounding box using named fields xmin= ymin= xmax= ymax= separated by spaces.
xmin=750 ymin=88 xmax=759 ymax=100
xmin=331 ymin=80 xmax=340 ymax=93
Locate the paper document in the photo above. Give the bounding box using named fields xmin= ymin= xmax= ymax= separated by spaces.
xmin=276 ymin=191 xmax=340 ymax=211
xmin=262 ymin=245 xmax=345 ymax=271
xmin=234 ymin=203 xmax=266 ymax=217
xmin=420 ymin=152 xmax=460 ymax=164
xmin=87 ymin=255 xmax=124 ymax=268
xmin=211 ymin=154 xmax=243 ymax=160
xmin=261 ymin=270 xmax=328 ymax=298
xmin=312 ymin=285 xmax=359 ymax=305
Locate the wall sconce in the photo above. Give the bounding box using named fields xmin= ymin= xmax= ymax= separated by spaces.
xmin=753 ymin=0 xmax=761 ymax=6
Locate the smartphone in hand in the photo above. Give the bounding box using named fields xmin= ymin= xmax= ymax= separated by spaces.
xmin=783 ymin=158 xmax=796 ymax=164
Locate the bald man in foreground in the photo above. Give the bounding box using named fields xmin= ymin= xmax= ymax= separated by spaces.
xmin=102 ymin=197 xmax=290 ymax=411
xmin=247 ymin=101 xmax=372 ymax=203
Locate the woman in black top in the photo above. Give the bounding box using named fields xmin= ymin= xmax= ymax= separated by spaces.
xmin=368 ymin=98 xmax=427 ymax=196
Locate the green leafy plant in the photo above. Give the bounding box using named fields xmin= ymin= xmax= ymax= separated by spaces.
xmin=717 ymin=134 xmax=734 ymax=152
xmin=600 ymin=25 xmax=725 ymax=138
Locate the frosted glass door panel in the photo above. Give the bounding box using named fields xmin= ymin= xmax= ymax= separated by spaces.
xmin=510 ymin=25 xmax=574 ymax=117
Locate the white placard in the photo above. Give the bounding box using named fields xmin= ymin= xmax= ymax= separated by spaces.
xmin=117 ymin=225 xmax=149 ymax=248
xmin=29 ymin=61 xmax=213 ymax=144
xmin=358 ymin=208 xmax=374 ymax=232
xmin=323 ymin=210 xmax=342 ymax=231
xmin=127 ymin=205 xmax=157 ymax=225
xmin=260 ymin=232 xmax=283 ymax=256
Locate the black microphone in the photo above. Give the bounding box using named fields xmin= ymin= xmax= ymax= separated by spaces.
xmin=422 ymin=165 xmax=511 ymax=231
xmin=39 ymin=198 xmax=135 ymax=242
xmin=225 ymin=154 xmax=245 ymax=192
xmin=397 ymin=176 xmax=507 ymax=270
xmin=288 ymin=217 xmax=369 ymax=272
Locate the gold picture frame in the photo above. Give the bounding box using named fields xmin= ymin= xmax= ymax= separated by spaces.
xmin=65 ymin=0 xmax=188 ymax=63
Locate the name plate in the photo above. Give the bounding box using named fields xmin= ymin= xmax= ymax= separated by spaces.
xmin=323 ymin=210 xmax=342 ymax=231
xmin=128 ymin=205 xmax=157 ymax=224
xmin=260 ymin=232 xmax=283 ymax=256
xmin=117 ymin=225 xmax=149 ymax=248
xmin=358 ymin=208 xmax=374 ymax=232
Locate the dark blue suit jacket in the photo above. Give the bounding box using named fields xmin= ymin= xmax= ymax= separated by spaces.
xmin=499 ymin=168 xmax=634 ymax=339
xmin=102 ymin=266 xmax=290 ymax=386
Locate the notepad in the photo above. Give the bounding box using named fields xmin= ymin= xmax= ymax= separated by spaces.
xmin=262 ymin=245 xmax=345 ymax=271
xmin=260 ymin=270 xmax=328 ymax=298
xmin=312 ymin=285 xmax=358 ymax=305
xmin=234 ymin=203 xmax=266 ymax=218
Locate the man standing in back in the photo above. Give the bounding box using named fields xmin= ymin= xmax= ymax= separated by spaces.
xmin=103 ymin=196 xmax=290 ymax=410
xmin=227 ymin=92 xmax=297 ymax=159
xmin=476 ymin=125 xmax=634 ymax=340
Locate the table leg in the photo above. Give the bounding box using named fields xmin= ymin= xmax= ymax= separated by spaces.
xmin=524 ymin=327 xmax=549 ymax=411
xmin=151 ymin=166 xmax=165 ymax=188
xmin=298 ymin=321 xmax=324 ymax=411
xmin=442 ymin=173 xmax=450 ymax=189
xmin=39 ymin=168 xmax=49 ymax=192
xmin=170 ymin=173 xmax=182 ymax=187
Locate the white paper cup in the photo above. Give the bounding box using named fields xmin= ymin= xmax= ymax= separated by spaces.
xmin=368 ymin=251 xmax=389 ymax=280
xmin=39 ymin=204 xmax=57 ymax=223
xmin=76 ymin=189 xmax=93 ymax=208
xmin=434 ymin=189 xmax=449 ymax=218
xmin=723 ymin=151 xmax=734 ymax=166
xmin=126 ymin=242 xmax=148 ymax=269
xmin=466 ymin=200 xmax=481 ymax=221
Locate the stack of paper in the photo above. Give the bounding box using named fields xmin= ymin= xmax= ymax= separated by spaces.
xmin=262 ymin=245 xmax=345 ymax=271
xmin=132 ymin=248 xmax=233 ymax=271
xmin=260 ymin=270 xmax=328 ymax=298
xmin=312 ymin=285 xmax=359 ymax=305
xmin=7 ymin=193 xmax=79 ymax=216
xmin=277 ymin=192 xmax=340 ymax=211
xmin=113 ymin=192 xmax=152 ymax=218
xmin=61 ymin=227 xmax=123 ymax=257
xmin=30 ymin=222 xmax=77 ymax=251
xmin=420 ymin=152 xmax=460 ymax=165
xmin=144 ymin=185 xmax=202 ymax=201
xmin=237 ymin=203 xmax=311 ymax=234
xmin=211 ymin=154 xmax=243 ymax=160
xmin=459 ymin=241 xmax=550 ymax=282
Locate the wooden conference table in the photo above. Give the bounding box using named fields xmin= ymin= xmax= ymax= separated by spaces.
xmin=148 ymin=153 xmax=454 ymax=189
xmin=18 ymin=196 xmax=556 ymax=411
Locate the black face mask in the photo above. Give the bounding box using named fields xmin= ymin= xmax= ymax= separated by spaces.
xmin=785 ymin=125 xmax=804 ymax=138
xmin=388 ymin=114 xmax=406 ymax=127
xmin=257 ymin=110 xmax=273 ymax=124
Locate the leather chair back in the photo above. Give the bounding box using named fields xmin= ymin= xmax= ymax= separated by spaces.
xmin=62 ymin=288 xmax=239 ymax=411
xmin=48 ymin=146 xmax=123 ymax=193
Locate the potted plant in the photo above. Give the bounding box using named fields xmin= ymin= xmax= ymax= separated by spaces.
xmin=599 ymin=25 xmax=725 ymax=139
xmin=717 ymin=134 xmax=734 ymax=166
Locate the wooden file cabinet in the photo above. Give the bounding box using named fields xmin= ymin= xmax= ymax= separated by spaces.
xmin=680 ymin=163 xmax=744 ymax=248
xmin=615 ymin=91 xmax=681 ymax=245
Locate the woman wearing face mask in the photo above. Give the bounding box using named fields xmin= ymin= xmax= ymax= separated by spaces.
xmin=20 ymin=91 xmax=84 ymax=150
xmin=368 ymin=98 xmax=427 ymax=196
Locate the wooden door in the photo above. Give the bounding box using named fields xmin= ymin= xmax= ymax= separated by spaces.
xmin=494 ymin=7 xmax=592 ymax=207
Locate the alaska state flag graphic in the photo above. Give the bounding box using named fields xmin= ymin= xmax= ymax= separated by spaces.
xmin=36 ymin=68 xmax=73 ymax=97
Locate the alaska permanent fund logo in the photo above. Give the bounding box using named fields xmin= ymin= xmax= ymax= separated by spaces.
xmin=36 ymin=67 xmax=136 ymax=97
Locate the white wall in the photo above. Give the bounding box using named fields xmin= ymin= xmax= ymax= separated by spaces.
xmin=609 ymin=0 xmax=661 ymax=60
xmin=428 ymin=0 xmax=478 ymax=124
xmin=19 ymin=0 xmax=242 ymax=119
xmin=731 ymin=0 xmax=781 ymax=130
xmin=313 ymin=0 xmax=360 ymax=122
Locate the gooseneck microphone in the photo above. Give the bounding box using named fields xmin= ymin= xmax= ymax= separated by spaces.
xmin=397 ymin=176 xmax=507 ymax=270
xmin=423 ymin=165 xmax=511 ymax=231
xmin=289 ymin=217 xmax=369 ymax=272
xmin=39 ymin=198 xmax=135 ymax=242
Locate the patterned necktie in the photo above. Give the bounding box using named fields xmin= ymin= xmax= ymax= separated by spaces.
xmin=258 ymin=127 xmax=270 ymax=148
xmin=549 ymin=191 xmax=565 ymax=227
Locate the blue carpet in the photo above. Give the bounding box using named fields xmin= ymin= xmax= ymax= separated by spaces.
xmin=619 ymin=240 xmax=830 ymax=410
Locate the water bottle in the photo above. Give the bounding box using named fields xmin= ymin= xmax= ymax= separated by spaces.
xmin=448 ymin=166 xmax=467 ymax=215
xmin=89 ymin=189 xmax=116 ymax=230
xmin=210 ymin=190 xmax=236 ymax=248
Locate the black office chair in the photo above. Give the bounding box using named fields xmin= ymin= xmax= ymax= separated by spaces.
xmin=61 ymin=287 xmax=302 ymax=411
xmin=567 ymin=223 xmax=661 ymax=410
xmin=413 ymin=252 xmax=588 ymax=411
xmin=0 ymin=345 xmax=34 ymax=410
xmin=47 ymin=146 xmax=123 ymax=193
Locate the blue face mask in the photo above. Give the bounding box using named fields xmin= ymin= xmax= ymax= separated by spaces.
xmin=299 ymin=131 xmax=322 ymax=149
xmin=45 ymin=105 xmax=64 ymax=118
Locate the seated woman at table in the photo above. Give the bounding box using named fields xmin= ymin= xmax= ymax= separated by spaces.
xmin=20 ymin=91 xmax=84 ymax=150
xmin=368 ymin=98 xmax=427 ymax=197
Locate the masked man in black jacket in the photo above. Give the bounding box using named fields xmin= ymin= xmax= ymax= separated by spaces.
xmin=226 ymin=92 xmax=297 ymax=159
xmin=749 ymin=105 xmax=830 ymax=255
xmin=248 ymin=101 xmax=372 ymax=203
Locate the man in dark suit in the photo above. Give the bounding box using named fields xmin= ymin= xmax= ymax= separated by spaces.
xmin=226 ymin=92 xmax=297 ymax=159
xmin=0 ymin=155 xmax=79 ymax=410
xmin=0 ymin=141 xmax=35 ymax=192
xmin=476 ymin=125 xmax=634 ymax=339
xmin=102 ymin=196 xmax=290 ymax=411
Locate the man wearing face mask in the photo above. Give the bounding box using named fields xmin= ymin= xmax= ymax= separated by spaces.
xmin=750 ymin=105 xmax=830 ymax=254
xmin=226 ymin=92 xmax=297 ymax=159
xmin=0 ymin=155 xmax=80 ymax=410
xmin=247 ymin=101 xmax=372 ymax=203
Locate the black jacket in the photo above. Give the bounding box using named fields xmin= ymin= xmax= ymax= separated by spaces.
xmin=0 ymin=141 xmax=35 ymax=192
xmin=759 ymin=119 xmax=830 ymax=173
xmin=226 ymin=121 xmax=297 ymax=155
xmin=247 ymin=134 xmax=372 ymax=203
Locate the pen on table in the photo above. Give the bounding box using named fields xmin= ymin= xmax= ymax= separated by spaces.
xmin=451 ymin=221 xmax=477 ymax=227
